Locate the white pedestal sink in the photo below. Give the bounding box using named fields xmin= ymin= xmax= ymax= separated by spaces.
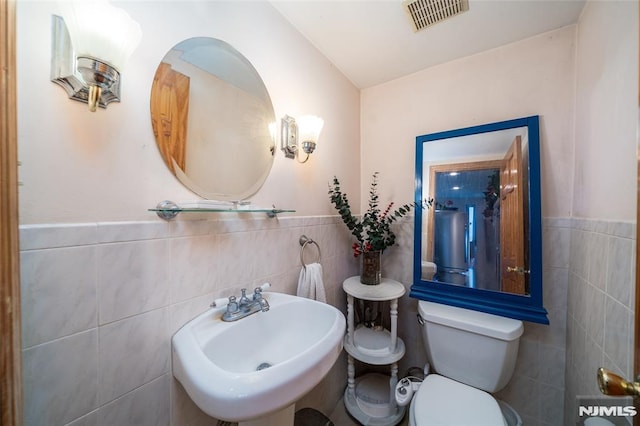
xmin=172 ymin=291 xmax=346 ymax=425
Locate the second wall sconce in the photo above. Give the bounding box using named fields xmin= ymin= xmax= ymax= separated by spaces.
xmin=281 ymin=115 xmax=324 ymax=163
xmin=51 ymin=0 xmax=142 ymax=112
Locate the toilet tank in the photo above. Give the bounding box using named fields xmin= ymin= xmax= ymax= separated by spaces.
xmin=418 ymin=300 xmax=523 ymax=393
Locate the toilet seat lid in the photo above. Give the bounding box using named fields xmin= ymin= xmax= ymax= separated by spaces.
xmin=414 ymin=375 xmax=506 ymax=426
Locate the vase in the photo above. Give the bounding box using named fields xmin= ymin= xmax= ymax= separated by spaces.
xmin=360 ymin=250 xmax=381 ymax=285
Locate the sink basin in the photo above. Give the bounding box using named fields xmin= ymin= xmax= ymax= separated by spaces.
xmin=172 ymin=291 xmax=346 ymax=422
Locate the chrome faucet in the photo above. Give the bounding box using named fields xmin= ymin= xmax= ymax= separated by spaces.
xmin=221 ymin=286 xmax=270 ymax=322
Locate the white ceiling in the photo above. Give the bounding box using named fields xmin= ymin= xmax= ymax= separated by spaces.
xmin=269 ymin=0 xmax=586 ymax=89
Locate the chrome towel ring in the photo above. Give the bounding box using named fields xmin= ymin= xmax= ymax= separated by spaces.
xmin=299 ymin=235 xmax=321 ymax=269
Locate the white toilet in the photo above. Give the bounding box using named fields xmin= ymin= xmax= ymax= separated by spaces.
xmin=408 ymin=300 xmax=524 ymax=426
xmin=421 ymin=261 xmax=437 ymax=280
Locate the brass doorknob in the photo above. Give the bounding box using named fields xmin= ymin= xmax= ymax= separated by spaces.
xmin=597 ymin=367 xmax=640 ymax=397
xmin=506 ymin=266 xmax=530 ymax=275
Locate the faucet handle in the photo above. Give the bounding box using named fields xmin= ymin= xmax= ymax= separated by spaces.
xmin=226 ymin=296 xmax=239 ymax=313
xmin=210 ymin=297 xmax=229 ymax=308
xmin=253 ymin=287 xmax=263 ymax=299
xmin=257 ymin=282 xmax=271 ymax=292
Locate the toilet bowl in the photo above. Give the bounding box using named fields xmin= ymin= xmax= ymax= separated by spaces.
xmin=406 ymin=300 xmax=523 ymax=425
xmin=584 ymin=417 xmax=615 ymax=426
xmin=408 ymin=375 xmax=507 ymax=426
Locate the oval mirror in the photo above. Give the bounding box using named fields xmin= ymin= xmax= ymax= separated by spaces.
xmin=411 ymin=116 xmax=549 ymax=324
xmin=150 ymin=37 xmax=276 ymax=200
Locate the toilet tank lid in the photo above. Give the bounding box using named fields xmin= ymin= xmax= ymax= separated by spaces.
xmin=418 ymin=300 xmax=524 ymax=341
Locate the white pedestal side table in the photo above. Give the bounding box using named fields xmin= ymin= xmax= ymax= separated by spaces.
xmin=342 ymin=276 xmax=406 ymax=425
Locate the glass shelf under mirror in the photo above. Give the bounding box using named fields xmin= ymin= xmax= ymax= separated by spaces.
xmin=149 ymin=200 xmax=295 ymax=220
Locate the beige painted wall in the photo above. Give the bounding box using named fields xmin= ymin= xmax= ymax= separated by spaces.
xmin=572 ymin=0 xmax=638 ymax=221
xmin=360 ymin=26 xmax=577 ymax=220
xmin=16 ymin=1 xmax=361 ymax=224
xmin=360 ymin=1 xmax=638 ymax=223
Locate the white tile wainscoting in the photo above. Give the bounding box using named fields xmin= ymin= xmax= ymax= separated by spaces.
xmin=19 ymin=216 xmax=357 ymax=426
xmin=18 ymin=216 xmax=634 ymax=425
xmin=564 ymin=219 xmax=636 ymax=425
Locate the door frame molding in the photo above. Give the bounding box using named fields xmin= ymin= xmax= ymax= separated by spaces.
xmin=634 ymin=3 xmax=639 ymax=424
xmin=0 ymin=0 xmax=23 ymax=424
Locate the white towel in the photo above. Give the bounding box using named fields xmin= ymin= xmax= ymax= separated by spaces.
xmin=297 ymin=263 xmax=327 ymax=303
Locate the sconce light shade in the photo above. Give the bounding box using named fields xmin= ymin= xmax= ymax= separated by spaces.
xmin=297 ymin=115 xmax=324 ymax=155
xmin=280 ymin=114 xmax=323 ymax=163
xmin=61 ymin=0 xmax=142 ymax=71
xmin=51 ymin=1 xmax=142 ymax=112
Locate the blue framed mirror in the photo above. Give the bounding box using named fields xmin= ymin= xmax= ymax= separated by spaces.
xmin=410 ymin=116 xmax=549 ymax=324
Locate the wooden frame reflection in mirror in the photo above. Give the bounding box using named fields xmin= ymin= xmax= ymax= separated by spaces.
xmin=426 ymin=159 xmax=525 ymax=293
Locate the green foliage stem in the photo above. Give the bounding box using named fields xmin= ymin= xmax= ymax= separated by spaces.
xmin=328 ymin=172 xmax=433 ymax=256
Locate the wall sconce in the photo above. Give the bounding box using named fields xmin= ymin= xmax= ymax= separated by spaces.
xmin=51 ymin=1 xmax=142 ymax=112
xmin=280 ymin=115 xmax=324 ymax=163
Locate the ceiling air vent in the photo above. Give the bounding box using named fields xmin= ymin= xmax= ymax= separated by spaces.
xmin=402 ymin=0 xmax=469 ymax=32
